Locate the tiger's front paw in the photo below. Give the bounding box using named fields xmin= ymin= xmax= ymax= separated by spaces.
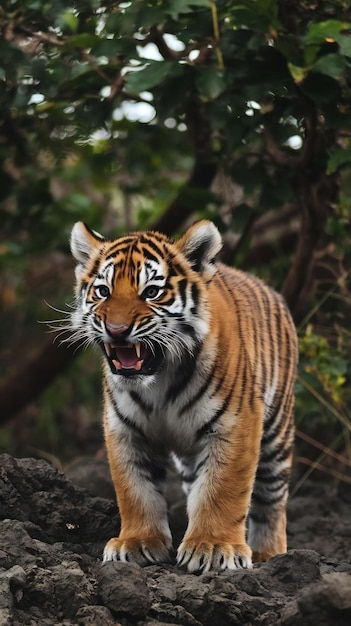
xmin=103 ymin=536 xmax=173 ymax=566
xmin=177 ymin=539 xmax=252 ymax=573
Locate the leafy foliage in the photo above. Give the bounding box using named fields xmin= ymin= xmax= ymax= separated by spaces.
xmin=0 ymin=0 xmax=351 ymax=467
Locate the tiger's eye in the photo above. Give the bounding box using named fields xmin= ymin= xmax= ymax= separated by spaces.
xmin=142 ymin=286 xmax=160 ymax=300
xmin=96 ymin=285 xmax=110 ymax=298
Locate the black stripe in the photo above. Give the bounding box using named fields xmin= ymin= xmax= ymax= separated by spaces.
xmin=248 ymin=511 xmax=269 ymax=525
xmin=127 ymin=250 xmax=138 ymax=282
xmin=275 ymin=308 xmax=282 ymax=365
xmin=146 ymin=231 xmax=168 ymax=244
xmin=254 ymin=470 xmax=288 ymax=489
xmin=106 ymin=387 xmax=167 ymax=484
xmin=129 ymin=390 xmax=153 ymax=416
xmin=215 ymin=271 xmax=249 ymax=414
xmin=139 ymin=236 xmax=164 ymax=259
xmin=159 ymin=294 xmax=175 ymax=307
xmin=137 ymin=318 xmax=156 ymax=332
xmin=196 ymin=381 xmax=235 ymax=440
xmin=105 ymin=246 xmax=130 ymax=260
xmin=187 ymin=240 xmax=209 ymax=272
xmin=193 ymin=455 xmax=208 ymax=477
xmin=106 ymin=386 xmax=146 ymax=440
xmin=135 ymin=455 xmax=167 ymax=483
xmin=179 ymin=360 xmax=217 ymax=416
xmin=191 ymin=283 xmax=199 ymax=311
xmin=166 ymin=352 xmax=199 ymax=403
xmin=250 ymin=490 xmax=286 ymax=507
xmin=107 ymin=236 xmax=135 ymax=246
xmin=144 ymin=250 xmax=160 ymax=264
xmin=259 ymin=441 xmax=293 ymax=466
xmin=90 ymin=255 xmax=102 ymax=277
xmin=260 ymin=288 xmax=276 ymax=396
xmin=82 ymin=311 xmax=91 ymax=324
xmin=178 ymin=279 xmax=187 ymax=307
xmin=178 ymin=321 xmax=197 ymax=339
xmin=261 ymin=423 xmax=282 ymax=448
xmin=264 ymin=401 xmax=282 ymax=432
xmin=168 ymin=261 xmax=185 ymax=277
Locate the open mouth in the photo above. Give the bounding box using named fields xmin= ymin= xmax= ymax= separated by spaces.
xmin=103 ymin=340 xmax=163 ymax=376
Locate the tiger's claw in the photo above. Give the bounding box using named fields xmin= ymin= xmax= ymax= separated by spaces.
xmin=177 ymin=540 xmax=252 ymax=573
xmin=103 ymin=536 xmax=173 ymax=566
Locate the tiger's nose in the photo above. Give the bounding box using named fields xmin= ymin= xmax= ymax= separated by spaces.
xmin=105 ymin=322 xmax=129 ymax=338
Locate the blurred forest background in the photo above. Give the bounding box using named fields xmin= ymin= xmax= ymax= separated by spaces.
xmin=1 ymin=0 xmax=351 ymax=489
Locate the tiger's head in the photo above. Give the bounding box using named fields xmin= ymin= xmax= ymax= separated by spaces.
xmin=70 ymin=220 xmax=222 ymax=379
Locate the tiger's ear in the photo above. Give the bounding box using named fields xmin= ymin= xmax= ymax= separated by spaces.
xmin=70 ymin=222 xmax=105 ymax=265
xmin=70 ymin=222 xmax=105 ymax=281
xmin=176 ymin=220 xmax=222 ymax=278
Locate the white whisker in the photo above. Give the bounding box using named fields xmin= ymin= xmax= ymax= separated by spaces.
xmin=38 ymin=318 xmax=70 ymax=325
xmin=137 ymin=326 xmax=195 ymax=362
xmin=44 ymin=300 xmax=75 ymax=315
xmin=45 ymin=288 xmax=199 ymax=370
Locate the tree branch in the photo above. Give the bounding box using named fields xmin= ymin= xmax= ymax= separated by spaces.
xmin=0 ymin=333 xmax=77 ymax=423
xmin=152 ymin=94 xmax=218 ymax=234
xmin=17 ymin=26 xmax=64 ymax=48
xmin=280 ymin=96 xmax=337 ymax=319
xmin=264 ymin=125 xmax=298 ymax=167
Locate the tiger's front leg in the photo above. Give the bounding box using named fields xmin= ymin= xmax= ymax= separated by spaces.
xmin=177 ymin=406 xmax=263 ymax=573
xmin=103 ymin=428 xmax=173 ymax=566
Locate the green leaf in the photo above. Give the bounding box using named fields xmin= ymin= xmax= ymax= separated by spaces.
xmin=275 ymin=34 xmax=303 ymax=66
xmin=63 ymin=34 xmax=100 ymax=50
xmin=124 ymin=61 xmax=182 ymax=93
xmin=195 ymin=67 xmax=226 ymax=101
xmin=305 ymin=20 xmax=348 ymax=46
xmin=104 ymin=7 xmax=139 ymax=36
xmin=288 ymin=63 xmax=308 ymax=84
xmin=165 ymin=0 xmax=210 ymax=18
xmin=56 ymin=10 xmax=79 ymax=34
xmin=327 ymin=148 xmax=351 ymax=174
xmin=338 ymin=34 xmax=351 ymax=57
xmin=312 ymin=53 xmax=345 ymax=79
xmin=228 ymin=0 xmax=281 ymax=32
xmin=91 ymin=38 xmax=137 ymax=59
xmin=305 ymin=19 xmax=351 ymax=58
xmin=137 ymin=7 xmax=171 ymax=28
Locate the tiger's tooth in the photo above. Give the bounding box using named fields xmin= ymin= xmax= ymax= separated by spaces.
xmin=105 ymin=343 xmax=111 ymax=356
xmin=112 ymin=359 xmax=122 ymax=370
xmin=135 ymin=342 xmax=141 ymax=358
xmin=135 ymin=360 xmax=143 ymax=371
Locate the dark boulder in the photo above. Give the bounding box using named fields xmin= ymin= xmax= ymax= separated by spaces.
xmin=0 ymin=453 xmax=350 ymax=625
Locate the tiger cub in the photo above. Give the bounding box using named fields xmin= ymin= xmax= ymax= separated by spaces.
xmin=70 ymin=220 xmax=298 ymax=573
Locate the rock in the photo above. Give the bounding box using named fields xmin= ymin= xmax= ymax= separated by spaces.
xmin=76 ymin=604 xmax=118 ymax=625
xmin=0 ymin=454 xmax=119 ymax=546
xmin=0 ymin=565 xmax=26 ymax=625
xmin=0 ymin=453 xmax=350 ymax=625
xmin=254 ymin=549 xmax=321 ymax=595
xmin=65 ymin=458 xmax=115 ymax=501
xmin=281 ymin=572 xmax=351 ymax=626
xmin=98 ymin=561 xmax=151 ymax=619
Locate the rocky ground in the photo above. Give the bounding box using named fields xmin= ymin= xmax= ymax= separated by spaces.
xmin=0 ymin=453 xmax=350 ymax=626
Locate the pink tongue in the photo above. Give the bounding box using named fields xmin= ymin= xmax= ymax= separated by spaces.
xmin=115 ymin=345 xmax=139 ymax=368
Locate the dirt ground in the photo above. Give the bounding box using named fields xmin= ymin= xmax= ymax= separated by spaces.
xmin=0 ymin=453 xmax=350 ymax=626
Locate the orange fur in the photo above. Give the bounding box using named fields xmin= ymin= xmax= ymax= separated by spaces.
xmin=70 ymin=220 xmax=298 ymax=572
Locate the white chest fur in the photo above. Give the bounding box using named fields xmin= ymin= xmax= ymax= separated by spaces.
xmin=104 ymin=363 xmax=224 ymax=458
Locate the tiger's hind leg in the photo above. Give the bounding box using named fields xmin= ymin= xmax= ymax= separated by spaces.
xmin=248 ymin=400 xmax=295 ymax=563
